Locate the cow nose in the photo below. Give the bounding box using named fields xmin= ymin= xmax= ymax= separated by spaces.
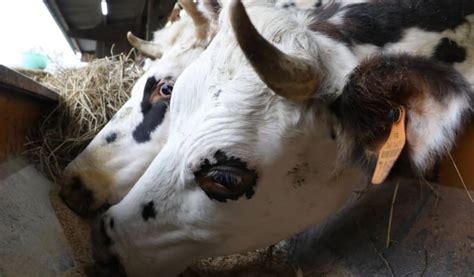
xmin=60 ymin=176 xmax=94 ymax=216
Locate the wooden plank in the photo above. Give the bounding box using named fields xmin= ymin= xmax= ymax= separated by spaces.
xmin=0 ymin=65 xmax=59 ymax=102
xmin=0 ymin=90 xmax=47 ymax=161
xmin=0 ymin=67 xmax=59 ymax=162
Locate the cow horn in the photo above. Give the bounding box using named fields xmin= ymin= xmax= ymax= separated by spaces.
xmin=127 ymin=31 xmax=163 ymax=59
xmin=178 ymin=0 xmax=209 ymax=40
xmin=229 ymin=0 xmax=320 ymax=101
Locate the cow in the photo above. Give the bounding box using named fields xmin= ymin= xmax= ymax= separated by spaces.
xmin=60 ymin=0 xmax=216 ymax=216
xmin=88 ymin=0 xmax=473 ymax=276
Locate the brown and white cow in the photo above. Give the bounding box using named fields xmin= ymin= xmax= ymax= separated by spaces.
xmin=88 ymin=0 xmax=472 ymax=275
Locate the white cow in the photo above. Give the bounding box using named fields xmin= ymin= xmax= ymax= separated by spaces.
xmin=89 ymin=0 xmax=473 ymax=276
xmin=60 ymin=0 xmax=215 ymax=215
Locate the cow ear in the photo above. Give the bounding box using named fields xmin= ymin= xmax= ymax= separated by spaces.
xmin=198 ymin=0 xmax=222 ymax=22
xmin=336 ymin=54 xmax=473 ymax=180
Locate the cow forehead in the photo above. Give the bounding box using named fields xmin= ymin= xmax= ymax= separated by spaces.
xmin=170 ymin=3 xmax=313 ymax=119
xmin=167 ymin=7 xmax=317 ymax=167
xmin=169 ymin=39 xmax=260 ymax=143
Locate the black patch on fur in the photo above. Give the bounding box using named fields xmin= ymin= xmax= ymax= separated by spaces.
xmin=311 ymin=0 xmax=474 ymax=46
xmin=141 ymin=77 xmax=157 ymax=114
xmin=132 ymin=100 xmax=169 ymax=143
xmin=105 ymin=132 xmax=117 ymax=144
xmin=142 ymin=201 xmax=156 ymax=221
xmin=433 ymin=38 xmax=467 ymax=64
xmin=194 ymin=150 xmax=258 ymax=202
xmin=332 ymin=53 xmax=473 ymax=178
xmin=109 ymin=218 xmax=114 ymax=229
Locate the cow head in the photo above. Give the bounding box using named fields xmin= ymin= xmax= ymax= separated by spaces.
xmin=90 ymin=1 xmax=365 ymax=275
xmin=90 ymin=1 xmax=472 ymax=275
xmin=61 ymin=0 xmax=214 ymax=216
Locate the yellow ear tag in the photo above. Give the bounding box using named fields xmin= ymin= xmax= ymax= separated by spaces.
xmin=371 ymin=106 xmax=407 ymax=185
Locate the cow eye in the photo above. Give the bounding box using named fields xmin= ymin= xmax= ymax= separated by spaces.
xmin=159 ymin=82 xmax=173 ymax=96
xmin=196 ymin=165 xmax=257 ymax=202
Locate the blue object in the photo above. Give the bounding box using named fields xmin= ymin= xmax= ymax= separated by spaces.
xmin=21 ymin=52 xmax=48 ymax=70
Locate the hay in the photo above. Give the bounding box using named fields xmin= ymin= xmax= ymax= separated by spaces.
xmin=24 ymin=52 xmax=144 ymax=183
xmin=15 ymin=68 xmax=51 ymax=83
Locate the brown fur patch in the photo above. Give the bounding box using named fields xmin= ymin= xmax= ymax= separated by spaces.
xmin=332 ymin=54 xmax=473 ymax=179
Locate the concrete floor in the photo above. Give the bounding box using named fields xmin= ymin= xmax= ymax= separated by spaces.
xmin=0 ymin=158 xmax=75 ymax=277
xmin=288 ymin=179 xmax=474 ymax=276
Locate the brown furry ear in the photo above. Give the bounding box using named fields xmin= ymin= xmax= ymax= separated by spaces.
xmin=334 ymin=54 xmax=473 ymax=180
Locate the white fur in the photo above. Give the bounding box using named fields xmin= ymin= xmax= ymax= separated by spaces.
xmin=94 ymin=1 xmax=472 ymax=275
xmin=63 ymin=13 xmax=207 ymax=205
xmin=407 ymin=94 xmax=472 ymax=171
xmin=104 ymin=2 xmax=367 ymax=276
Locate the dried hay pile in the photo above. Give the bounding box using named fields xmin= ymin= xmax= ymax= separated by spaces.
xmin=24 ymin=53 xmax=143 ymax=183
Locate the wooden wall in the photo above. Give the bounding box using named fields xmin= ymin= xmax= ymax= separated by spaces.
xmin=0 ymin=65 xmax=58 ymax=162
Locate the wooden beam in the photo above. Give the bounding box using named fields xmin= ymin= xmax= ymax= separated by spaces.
xmin=0 ymin=66 xmax=58 ymax=102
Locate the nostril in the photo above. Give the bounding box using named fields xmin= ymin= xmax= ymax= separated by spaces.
xmin=70 ymin=176 xmax=83 ymax=191
xmin=60 ymin=176 xmax=94 ymax=216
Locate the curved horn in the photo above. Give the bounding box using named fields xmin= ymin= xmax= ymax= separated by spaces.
xmin=229 ymin=0 xmax=320 ymax=101
xmin=127 ymin=31 xmax=163 ymax=58
xmin=178 ymin=0 xmax=209 ymax=40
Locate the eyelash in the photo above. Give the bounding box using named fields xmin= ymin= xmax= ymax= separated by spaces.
xmin=208 ymin=170 xmax=241 ymax=188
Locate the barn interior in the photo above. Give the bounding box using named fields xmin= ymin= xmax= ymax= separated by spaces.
xmin=0 ymin=0 xmax=473 ymax=276
xmin=43 ymin=0 xmax=176 ymax=59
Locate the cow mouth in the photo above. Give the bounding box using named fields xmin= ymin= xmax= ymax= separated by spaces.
xmin=87 ymin=218 xmax=126 ymax=277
